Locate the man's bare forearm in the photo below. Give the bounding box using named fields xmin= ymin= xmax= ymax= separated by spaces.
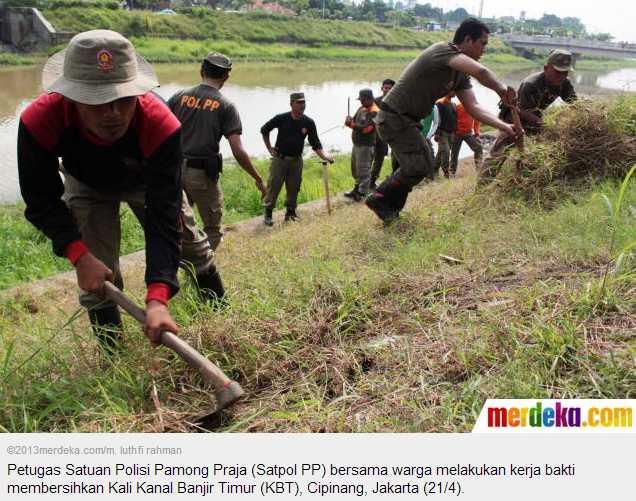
xmin=234 ymin=148 xmax=262 ymax=182
xmin=473 ymin=67 xmax=506 ymax=97
xmin=467 ymin=103 xmax=511 ymax=132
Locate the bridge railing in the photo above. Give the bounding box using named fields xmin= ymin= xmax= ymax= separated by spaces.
xmin=499 ymin=34 xmax=636 ymax=51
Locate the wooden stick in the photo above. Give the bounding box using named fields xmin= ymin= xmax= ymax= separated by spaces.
xmin=103 ymin=282 xmax=244 ymax=410
xmin=321 ymin=161 xmax=332 ymax=215
xmin=510 ymin=106 xmax=525 ymax=151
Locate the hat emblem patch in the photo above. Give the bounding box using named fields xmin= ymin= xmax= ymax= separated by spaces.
xmin=97 ymin=49 xmax=114 ymax=72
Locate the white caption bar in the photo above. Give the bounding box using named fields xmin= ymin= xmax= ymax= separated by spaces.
xmin=1 ymin=434 xmax=633 ymax=499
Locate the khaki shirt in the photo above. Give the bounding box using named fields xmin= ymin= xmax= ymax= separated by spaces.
xmin=168 ymin=83 xmax=242 ymax=159
xmin=383 ymin=42 xmax=472 ymax=120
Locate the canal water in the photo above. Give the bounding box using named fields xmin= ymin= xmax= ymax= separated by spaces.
xmin=1 ymin=61 xmax=635 ymax=203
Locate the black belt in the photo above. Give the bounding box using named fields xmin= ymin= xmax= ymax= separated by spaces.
xmin=278 ymin=154 xmax=301 ymax=160
xmin=185 ymin=158 xmax=208 ymax=169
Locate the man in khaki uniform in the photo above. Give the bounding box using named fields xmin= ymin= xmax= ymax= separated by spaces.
xmin=169 ymin=53 xmax=266 ymax=250
xmin=261 ymin=93 xmax=333 ymax=226
xmin=344 ymin=88 xmax=380 ymax=201
xmin=366 ymin=18 xmax=519 ymax=224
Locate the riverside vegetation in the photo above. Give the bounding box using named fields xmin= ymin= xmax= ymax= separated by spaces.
xmin=0 ymin=97 xmax=634 ymax=432
xmin=0 ymin=5 xmax=534 ymax=69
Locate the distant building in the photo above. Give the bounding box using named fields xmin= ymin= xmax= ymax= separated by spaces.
xmin=246 ymin=0 xmax=295 ymax=16
xmin=426 ymin=22 xmax=443 ymax=31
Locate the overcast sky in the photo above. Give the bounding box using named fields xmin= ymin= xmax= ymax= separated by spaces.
xmin=427 ymin=0 xmax=635 ymax=42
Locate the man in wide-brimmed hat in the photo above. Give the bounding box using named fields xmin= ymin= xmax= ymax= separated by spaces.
xmin=18 ymin=30 xmax=223 ymax=353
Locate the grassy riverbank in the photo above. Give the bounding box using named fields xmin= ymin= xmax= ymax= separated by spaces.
xmin=0 ymin=97 xmax=634 ymax=432
xmin=30 ymin=7 xmax=534 ymax=68
xmin=575 ymin=57 xmax=636 ymax=71
xmin=0 ymin=153 xmax=370 ymax=290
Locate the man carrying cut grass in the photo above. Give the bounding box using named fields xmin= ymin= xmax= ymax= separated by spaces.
xmin=17 ymin=30 xmax=224 ymax=354
xmin=481 ymin=50 xmax=577 ymax=181
xmin=168 ymin=52 xmax=266 ymax=251
xmin=366 ymin=17 xmax=520 ymax=224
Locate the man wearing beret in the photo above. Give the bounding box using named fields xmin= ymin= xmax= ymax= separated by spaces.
xmin=260 ymin=93 xmax=334 ymax=226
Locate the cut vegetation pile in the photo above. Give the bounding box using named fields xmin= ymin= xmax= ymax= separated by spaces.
xmin=491 ymin=97 xmax=636 ymax=204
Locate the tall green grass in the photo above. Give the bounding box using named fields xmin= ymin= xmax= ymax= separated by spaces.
xmin=1 ymin=172 xmax=633 ymax=432
xmin=0 ymin=153 xmax=375 ymax=290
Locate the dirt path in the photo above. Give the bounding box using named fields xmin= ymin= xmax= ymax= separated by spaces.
xmin=1 ymin=159 xmax=477 ymax=315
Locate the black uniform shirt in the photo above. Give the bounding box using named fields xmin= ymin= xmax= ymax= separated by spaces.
xmin=260 ymin=112 xmax=322 ymax=157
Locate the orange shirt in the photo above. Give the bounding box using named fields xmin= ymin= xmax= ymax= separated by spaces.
xmin=455 ymin=102 xmax=480 ymax=136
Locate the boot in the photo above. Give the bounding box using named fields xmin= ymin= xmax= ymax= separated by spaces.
xmin=284 ymin=208 xmax=300 ymax=222
xmin=365 ymin=192 xmax=399 ymax=224
xmin=196 ymin=267 xmax=226 ymax=305
xmin=88 ymin=306 xmax=123 ymax=355
xmin=263 ymin=208 xmax=273 ymax=227
xmin=344 ymin=184 xmax=360 ymax=199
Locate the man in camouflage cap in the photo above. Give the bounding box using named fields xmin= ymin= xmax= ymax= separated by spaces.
xmin=481 ymin=49 xmax=577 ymax=180
xmin=169 ymin=51 xmax=266 ymax=250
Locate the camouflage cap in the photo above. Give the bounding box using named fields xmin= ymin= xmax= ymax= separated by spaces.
xmin=204 ymin=52 xmax=232 ymax=69
xmin=547 ymin=50 xmax=574 ymax=72
xmin=358 ymin=88 xmax=374 ymax=100
xmin=290 ymin=92 xmax=305 ymax=102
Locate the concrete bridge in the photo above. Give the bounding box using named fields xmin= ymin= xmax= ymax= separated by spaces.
xmin=500 ymin=34 xmax=636 ymax=60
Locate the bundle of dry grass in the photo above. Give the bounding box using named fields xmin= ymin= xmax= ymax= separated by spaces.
xmin=489 ymin=97 xmax=636 ymax=204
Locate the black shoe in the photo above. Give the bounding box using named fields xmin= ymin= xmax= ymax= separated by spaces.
xmin=344 ymin=185 xmax=360 ymax=199
xmin=196 ymin=268 xmax=226 ymax=305
xmin=365 ymin=193 xmax=399 ymax=224
xmin=284 ymin=209 xmax=300 ymax=222
xmin=88 ymin=306 xmax=123 ymax=355
xmin=263 ymin=208 xmax=273 ymax=227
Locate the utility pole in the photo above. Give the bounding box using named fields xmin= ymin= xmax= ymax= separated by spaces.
xmin=478 ymin=0 xmax=484 ymax=18
xmin=322 ymin=0 xmax=325 ymax=19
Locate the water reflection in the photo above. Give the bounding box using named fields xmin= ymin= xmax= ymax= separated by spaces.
xmin=0 ymin=61 xmax=634 ymax=203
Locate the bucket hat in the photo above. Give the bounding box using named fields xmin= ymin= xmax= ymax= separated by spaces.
xmin=42 ymin=30 xmax=158 ymax=105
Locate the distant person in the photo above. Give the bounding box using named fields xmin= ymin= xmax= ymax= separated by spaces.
xmin=344 ymin=88 xmax=380 ymax=201
xmin=168 ymin=52 xmax=266 ymax=250
xmin=17 ymin=30 xmax=223 ymax=354
xmin=370 ymin=78 xmax=395 ymax=189
xmin=434 ymin=93 xmax=457 ymax=178
xmin=450 ymin=100 xmax=482 ymax=176
xmin=260 ymin=93 xmax=334 ymax=226
xmin=366 ymin=17 xmax=519 ymax=224
xmin=482 ymin=50 xmax=577 ymax=180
